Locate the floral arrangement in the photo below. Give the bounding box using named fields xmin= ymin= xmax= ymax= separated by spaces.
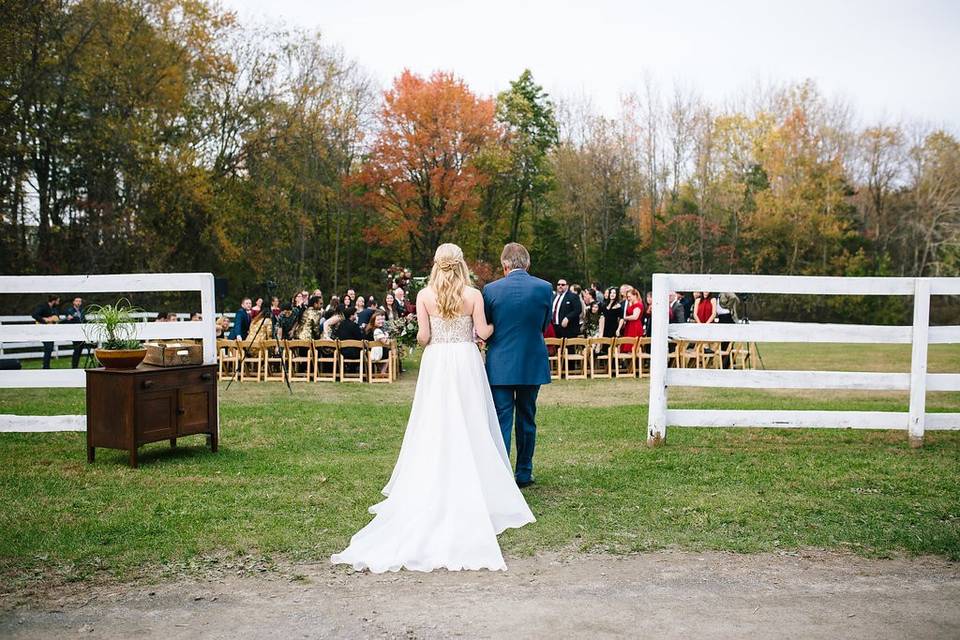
xmin=385 ymin=314 xmax=419 ymax=350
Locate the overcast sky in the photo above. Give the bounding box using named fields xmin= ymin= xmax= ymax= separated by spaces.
xmin=219 ymin=0 xmax=960 ymax=129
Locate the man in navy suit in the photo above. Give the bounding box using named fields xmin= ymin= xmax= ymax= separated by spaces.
xmin=483 ymin=243 xmax=553 ymax=488
xmin=227 ymin=297 xmax=252 ymax=340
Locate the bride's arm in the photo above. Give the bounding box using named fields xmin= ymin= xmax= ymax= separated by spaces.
xmin=416 ymin=294 xmax=431 ymax=346
xmin=470 ymin=288 xmax=494 ymax=341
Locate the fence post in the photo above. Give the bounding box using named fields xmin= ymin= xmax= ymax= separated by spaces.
xmin=647 ymin=274 xmax=669 ymax=446
xmin=908 ymin=278 xmax=930 ymax=448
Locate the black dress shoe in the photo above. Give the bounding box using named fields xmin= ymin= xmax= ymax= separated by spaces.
xmin=517 ymin=479 xmax=535 ymax=489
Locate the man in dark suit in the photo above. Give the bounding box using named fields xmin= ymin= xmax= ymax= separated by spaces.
xmin=227 ymin=298 xmax=252 ymax=339
xmin=550 ymin=278 xmax=582 ymax=338
xmin=63 ymin=296 xmax=86 ymax=368
xmin=31 ymin=295 xmax=61 ymax=369
xmin=334 ymin=308 xmax=364 ymax=369
xmin=483 ymin=243 xmax=553 ymax=488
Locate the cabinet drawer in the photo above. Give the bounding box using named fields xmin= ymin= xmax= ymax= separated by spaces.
xmin=137 ymin=368 xmax=215 ymax=392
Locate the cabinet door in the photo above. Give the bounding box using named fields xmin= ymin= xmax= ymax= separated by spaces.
xmin=136 ymin=390 xmax=177 ymax=442
xmin=177 ymin=385 xmax=212 ymax=436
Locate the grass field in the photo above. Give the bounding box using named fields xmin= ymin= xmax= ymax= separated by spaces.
xmin=1 ymin=343 xmax=959 ymax=591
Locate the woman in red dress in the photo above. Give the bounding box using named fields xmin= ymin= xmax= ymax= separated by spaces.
xmin=619 ymin=288 xmax=644 ymax=353
xmin=694 ymin=291 xmax=716 ymax=324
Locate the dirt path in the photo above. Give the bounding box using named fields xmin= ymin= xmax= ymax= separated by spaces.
xmin=2 ymin=550 xmax=958 ymax=639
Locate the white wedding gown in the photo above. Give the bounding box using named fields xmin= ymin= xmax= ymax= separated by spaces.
xmin=331 ymin=315 xmax=535 ymax=572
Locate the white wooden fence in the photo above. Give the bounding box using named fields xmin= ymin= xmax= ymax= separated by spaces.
xmin=647 ymin=274 xmax=960 ymax=447
xmin=0 ymin=312 xmax=197 ymax=361
xmin=0 ymin=273 xmax=217 ymax=433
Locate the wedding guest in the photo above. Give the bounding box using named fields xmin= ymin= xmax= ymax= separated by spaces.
xmin=228 ymin=298 xmax=253 ymax=339
xmin=247 ymin=306 xmax=273 ymax=344
xmin=365 ymin=311 xmax=391 ymax=373
xmin=32 ymin=295 xmax=61 ymax=369
xmin=64 ymin=296 xmax=85 ymax=368
xmin=642 ymin=291 xmax=654 ymax=338
xmin=270 ymin=297 xmax=281 ymax=319
xmin=384 ymin=292 xmax=401 ymax=321
xmin=215 ymin=315 xmax=230 ymax=338
xmin=321 ymin=309 xmax=342 ymax=340
xmin=550 ymin=278 xmax=582 ymax=339
xmin=694 ymin=291 xmax=716 ymax=324
xmin=669 ymin=292 xmax=686 ymax=324
xmin=394 ymin=287 xmax=413 ymax=316
xmin=189 ymin=311 xmax=201 ymax=322
xmin=687 ymin=292 xmax=701 ymax=322
xmin=582 ymin=301 xmax=602 ymax=338
xmin=252 ymin=297 xmax=263 ymax=318
xmin=619 ymin=288 xmax=644 ymax=353
xmin=326 ymin=295 xmax=341 ymax=314
xmin=297 ymin=296 xmax=323 ymax=340
xmin=275 ymin=302 xmax=297 ymax=340
xmin=598 ymin=287 xmax=622 ymax=342
xmin=355 ymin=295 xmax=373 ymax=329
xmin=335 ymin=307 xmax=364 ymax=368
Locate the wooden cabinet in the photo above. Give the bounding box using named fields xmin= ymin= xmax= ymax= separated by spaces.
xmin=86 ymin=364 xmax=218 ymax=468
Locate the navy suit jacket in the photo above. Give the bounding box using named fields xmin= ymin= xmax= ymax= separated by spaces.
xmin=228 ymin=308 xmax=251 ymax=340
xmin=483 ymin=269 xmax=554 ymax=387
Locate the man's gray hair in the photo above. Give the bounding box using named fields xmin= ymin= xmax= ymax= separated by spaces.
xmin=500 ymin=242 xmax=531 ymax=271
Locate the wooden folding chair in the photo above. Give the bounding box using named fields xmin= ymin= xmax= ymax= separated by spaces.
xmin=544 ymin=337 xmax=564 ymax=379
xmin=338 ymin=339 xmax=366 ymax=383
xmin=285 ymin=339 xmax=313 ymax=381
xmin=261 ymin=339 xmax=287 ymax=381
xmin=668 ymin=339 xmax=682 ymax=368
xmin=367 ymin=340 xmax=393 ymax=383
xmin=636 ymin=337 xmax=652 ymax=378
xmin=388 ymin=340 xmax=400 ymax=381
xmin=613 ymin=337 xmax=638 ymax=377
xmin=239 ymin=339 xmax=264 ymax=381
xmin=562 ymin=337 xmax=589 ymax=379
xmin=717 ymin=340 xmax=736 ymax=370
xmin=677 ymin=340 xmax=700 ymax=368
xmin=588 ymin=337 xmax=614 ymax=378
xmin=217 ymin=338 xmax=240 ymax=381
xmin=313 ymin=339 xmax=338 ymax=382
xmin=700 ymin=340 xmax=723 ymax=369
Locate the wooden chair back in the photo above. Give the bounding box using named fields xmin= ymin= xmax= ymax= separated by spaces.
xmin=613 ymin=337 xmax=638 ymax=377
xmin=217 ymin=338 xmax=241 ymax=381
xmin=562 ymin=337 xmax=590 ymax=379
xmin=313 ymin=339 xmax=339 ymax=382
xmin=636 ymin=337 xmax=652 ymax=378
xmin=544 ymin=337 xmax=564 ymax=379
xmin=285 ymin=339 xmax=313 ymax=381
xmin=588 ymin=337 xmax=614 ymax=378
xmin=367 ymin=339 xmax=394 ymax=384
xmin=261 ymin=339 xmax=286 ymax=381
xmin=338 ymin=339 xmax=366 ymax=383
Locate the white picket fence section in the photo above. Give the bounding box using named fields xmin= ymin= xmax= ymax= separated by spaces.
xmin=0 ymin=273 xmax=217 ymax=433
xmin=0 ymin=312 xmax=197 ymax=361
xmin=647 ymin=274 xmax=960 ymax=447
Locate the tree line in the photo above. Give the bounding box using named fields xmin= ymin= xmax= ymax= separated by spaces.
xmin=3 ymin=1 xmax=959 ymax=320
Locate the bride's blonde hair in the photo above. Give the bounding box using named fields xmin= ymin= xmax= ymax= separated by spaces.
xmin=429 ymin=243 xmax=470 ymax=319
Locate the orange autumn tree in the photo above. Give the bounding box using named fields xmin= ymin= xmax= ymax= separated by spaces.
xmin=358 ymin=70 xmax=498 ymax=267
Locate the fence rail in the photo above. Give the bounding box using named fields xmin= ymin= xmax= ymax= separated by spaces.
xmin=647 ymin=274 xmax=960 ymax=447
xmin=0 ymin=273 xmax=218 ymax=433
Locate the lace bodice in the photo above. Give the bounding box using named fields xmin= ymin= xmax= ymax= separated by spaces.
xmin=428 ymin=315 xmax=475 ymax=345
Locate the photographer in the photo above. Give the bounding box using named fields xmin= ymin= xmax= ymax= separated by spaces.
xmin=63 ymin=296 xmax=86 ymax=368
xmin=31 ymin=295 xmax=61 ymax=369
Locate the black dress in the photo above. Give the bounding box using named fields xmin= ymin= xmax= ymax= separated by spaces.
xmin=601 ymin=303 xmax=622 ymax=338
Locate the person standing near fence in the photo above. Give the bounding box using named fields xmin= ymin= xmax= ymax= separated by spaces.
xmin=63 ymin=297 xmax=85 ymax=368
xmin=31 ymin=295 xmax=60 ymax=369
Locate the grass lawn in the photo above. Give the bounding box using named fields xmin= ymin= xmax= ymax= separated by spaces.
xmin=1 ymin=343 xmax=958 ymax=591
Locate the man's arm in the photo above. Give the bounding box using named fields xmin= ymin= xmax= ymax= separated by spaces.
xmin=481 ymin=285 xmax=495 ymax=344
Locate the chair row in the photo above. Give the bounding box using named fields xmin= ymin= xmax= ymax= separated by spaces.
xmin=216 ymin=338 xmax=399 ymax=383
xmin=543 ymin=337 xmax=756 ymax=379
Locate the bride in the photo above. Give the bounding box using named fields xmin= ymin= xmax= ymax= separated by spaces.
xmin=331 ymin=243 xmax=535 ymax=572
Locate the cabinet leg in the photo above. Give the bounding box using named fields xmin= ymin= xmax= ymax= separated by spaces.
xmin=129 ymin=447 xmax=138 ymax=468
xmin=209 ymin=430 xmax=218 ymax=453
xmin=170 ymin=438 xmax=177 ymax=448
xmin=87 ymin=446 xmax=95 ymax=463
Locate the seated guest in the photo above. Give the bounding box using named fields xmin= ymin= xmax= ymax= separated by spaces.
xmin=275 ymin=303 xmax=297 ymax=340
xmin=155 ymin=311 xmax=169 ymax=322
xmin=355 ymin=295 xmax=374 ymax=329
xmin=215 ymin=315 xmax=230 ymax=338
xmin=383 ymin=292 xmax=400 ymax=321
xmin=227 ymin=298 xmax=252 ymax=339
xmin=297 ymin=296 xmax=323 ymax=340
xmin=335 ymin=307 xmax=364 ymax=367
xmin=252 ymin=297 xmax=263 ymax=318
xmin=365 ymin=311 xmax=390 ymax=373
xmin=321 ymin=309 xmax=342 ymax=340
xmin=189 ymin=312 xmax=201 ymax=322
xmin=325 ymin=295 xmax=341 ymax=314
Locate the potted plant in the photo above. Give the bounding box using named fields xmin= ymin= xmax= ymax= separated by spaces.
xmin=85 ymin=298 xmax=147 ymax=369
